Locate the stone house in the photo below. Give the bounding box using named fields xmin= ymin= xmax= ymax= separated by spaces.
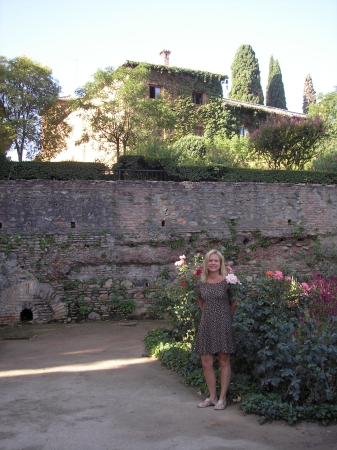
xmin=47 ymin=50 xmax=304 ymax=164
xmin=49 ymin=50 xmax=227 ymax=165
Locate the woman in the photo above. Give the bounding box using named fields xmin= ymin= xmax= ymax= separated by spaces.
xmin=194 ymin=249 xmax=237 ymax=410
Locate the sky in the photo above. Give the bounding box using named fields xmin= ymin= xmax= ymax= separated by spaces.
xmin=0 ymin=0 xmax=336 ymax=115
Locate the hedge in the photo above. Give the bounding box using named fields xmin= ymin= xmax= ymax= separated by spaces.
xmin=1 ymin=155 xmax=337 ymax=184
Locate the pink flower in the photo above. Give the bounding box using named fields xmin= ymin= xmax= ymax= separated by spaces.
xmin=273 ymin=270 xmax=283 ymax=280
xmin=181 ymin=282 xmax=187 ymax=287
xmin=193 ymin=267 xmax=203 ymax=276
xmin=226 ymin=265 xmax=234 ymax=273
xmin=179 ymin=255 xmax=186 ymax=260
xmin=285 ymin=276 xmax=292 ymax=281
xmin=301 ymin=282 xmax=311 ymax=293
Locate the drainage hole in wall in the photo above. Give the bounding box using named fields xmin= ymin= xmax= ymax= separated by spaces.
xmin=0 ymin=222 xmax=2 ymax=229
xmin=71 ymin=222 xmax=76 ymax=228
xmin=161 ymin=220 xmax=166 ymax=227
xmin=145 ymin=282 xmax=149 ymax=287
xmin=243 ymin=238 xmax=249 ymax=244
xmin=20 ymin=309 xmax=33 ymax=321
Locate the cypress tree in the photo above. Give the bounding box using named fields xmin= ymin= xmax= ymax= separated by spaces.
xmin=229 ymin=44 xmax=264 ymax=105
xmin=303 ymin=74 xmax=316 ymax=114
xmin=266 ymin=56 xmax=287 ymax=109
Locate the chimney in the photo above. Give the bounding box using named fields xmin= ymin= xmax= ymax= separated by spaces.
xmin=160 ymin=49 xmax=171 ymax=67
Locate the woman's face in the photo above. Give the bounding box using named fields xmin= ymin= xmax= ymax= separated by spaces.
xmin=207 ymin=253 xmax=221 ymax=274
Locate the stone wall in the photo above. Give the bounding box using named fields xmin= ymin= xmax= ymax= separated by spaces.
xmin=1 ymin=180 xmax=337 ymax=325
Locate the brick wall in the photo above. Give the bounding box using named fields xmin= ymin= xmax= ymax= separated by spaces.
xmin=0 ymin=180 xmax=336 ymax=325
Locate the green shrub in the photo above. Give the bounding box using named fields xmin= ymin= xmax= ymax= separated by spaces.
xmin=0 ymin=160 xmax=106 ymax=180
xmin=172 ymin=134 xmax=207 ymax=161
xmin=310 ymin=151 xmax=337 ymax=172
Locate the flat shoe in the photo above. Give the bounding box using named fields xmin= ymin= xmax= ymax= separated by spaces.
xmin=214 ymin=399 xmax=227 ymax=410
xmin=197 ymin=398 xmax=217 ymax=408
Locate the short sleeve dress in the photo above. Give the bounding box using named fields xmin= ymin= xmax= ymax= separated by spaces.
xmin=194 ymin=279 xmax=236 ymax=355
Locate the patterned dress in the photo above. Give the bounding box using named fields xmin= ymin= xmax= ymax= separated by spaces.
xmin=194 ymin=279 xmax=236 ymax=355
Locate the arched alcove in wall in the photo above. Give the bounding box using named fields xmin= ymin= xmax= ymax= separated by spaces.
xmin=0 ymin=278 xmax=67 ymax=325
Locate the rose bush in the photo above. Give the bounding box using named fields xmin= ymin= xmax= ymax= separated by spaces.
xmin=146 ymin=258 xmax=337 ymax=424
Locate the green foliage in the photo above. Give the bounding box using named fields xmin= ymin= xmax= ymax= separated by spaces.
xmin=0 ymin=160 xmax=106 ymax=180
xmin=200 ymin=98 xmax=239 ymax=141
xmin=249 ymin=115 xmax=326 ymax=169
xmin=113 ymin=153 xmax=337 ymax=184
xmin=0 ymin=56 xmax=61 ymax=161
xmin=204 ymin=135 xmax=259 ymax=167
xmin=233 ymin=272 xmax=337 ymax=420
xmin=109 ymin=283 xmax=136 ymax=315
xmin=307 ymin=91 xmax=337 ymax=165
xmin=0 ymin=152 xmax=11 ymax=178
xmin=310 ymin=152 xmax=337 ymax=172
xmin=127 ymin=139 xmax=179 ymax=165
xmin=229 ymin=45 xmax=264 ymax=105
xmin=266 ymin=57 xmax=287 ymax=109
xmin=173 ymin=96 xmax=200 ymax=139
xmin=172 ymin=135 xmax=207 ymax=161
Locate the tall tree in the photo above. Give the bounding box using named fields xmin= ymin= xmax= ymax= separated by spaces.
xmin=0 ymin=56 xmax=61 ymax=161
xmin=72 ymin=64 xmax=175 ymax=160
xmin=303 ymin=74 xmax=316 ymax=114
xmin=266 ymin=56 xmax=287 ymax=109
xmin=229 ymin=44 xmax=264 ymax=105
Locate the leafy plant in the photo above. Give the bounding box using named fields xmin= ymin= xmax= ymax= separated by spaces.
xmin=249 ymin=115 xmax=326 ymax=170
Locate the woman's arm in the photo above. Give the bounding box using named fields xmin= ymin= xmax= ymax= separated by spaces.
xmin=230 ymin=301 xmax=237 ymax=316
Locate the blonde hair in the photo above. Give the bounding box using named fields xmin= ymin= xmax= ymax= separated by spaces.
xmin=200 ymin=249 xmax=227 ymax=282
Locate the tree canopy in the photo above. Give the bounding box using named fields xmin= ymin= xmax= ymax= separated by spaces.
xmin=229 ymin=45 xmax=264 ymax=105
xmin=72 ymin=64 xmax=175 ymax=160
xmin=266 ymin=56 xmax=287 ymax=109
xmin=0 ymin=56 xmax=61 ymax=161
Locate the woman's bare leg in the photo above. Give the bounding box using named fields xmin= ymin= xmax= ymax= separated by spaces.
xmin=200 ymin=354 xmax=218 ymax=401
xmin=218 ymin=352 xmax=231 ymax=401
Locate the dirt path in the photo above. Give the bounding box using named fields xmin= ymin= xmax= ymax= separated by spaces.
xmin=0 ymin=321 xmax=336 ymax=450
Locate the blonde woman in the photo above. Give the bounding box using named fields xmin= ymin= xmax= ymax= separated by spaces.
xmin=195 ymin=249 xmax=237 ymax=410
